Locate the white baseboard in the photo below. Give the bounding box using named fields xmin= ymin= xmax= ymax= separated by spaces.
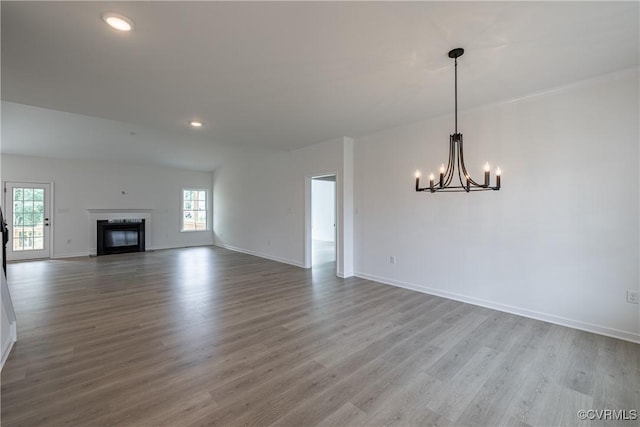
xmin=355 ymin=272 xmax=640 ymax=344
xmin=1 ymin=321 xmax=17 ymax=371
xmin=58 ymin=244 xmax=214 ymax=259
xmin=214 ymin=243 xmax=306 ymax=269
xmin=53 ymin=251 xmax=90 ymax=259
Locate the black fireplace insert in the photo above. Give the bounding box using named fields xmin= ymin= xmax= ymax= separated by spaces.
xmin=97 ymin=219 xmax=145 ymax=255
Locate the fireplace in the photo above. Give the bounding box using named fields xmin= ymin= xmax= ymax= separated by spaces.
xmin=97 ymin=219 xmax=145 ymax=256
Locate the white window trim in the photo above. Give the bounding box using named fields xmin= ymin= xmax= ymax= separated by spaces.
xmin=180 ymin=188 xmax=210 ymax=232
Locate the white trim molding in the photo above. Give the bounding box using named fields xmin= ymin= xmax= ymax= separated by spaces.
xmin=355 ymin=272 xmax=640 ymax=344
xmin=1 ymin=271 xmax=17 ymax=371
xmin=1 ymin=321 xmax=17 ymax=370
xmin=214 ymin=242 xmax=306 ymax=269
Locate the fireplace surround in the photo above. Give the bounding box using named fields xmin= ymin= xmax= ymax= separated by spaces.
xmin=97 ymin=219 xmax=145 ymax=256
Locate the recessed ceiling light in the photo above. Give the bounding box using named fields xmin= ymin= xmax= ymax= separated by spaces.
xmin=189 ymin=121 xmax=203 ymax=128
xmin=102 ymin=13 xmax=134 ymax=32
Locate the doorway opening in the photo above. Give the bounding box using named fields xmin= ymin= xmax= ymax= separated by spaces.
xmin=311 ymin=175 xmax=336 ymax=268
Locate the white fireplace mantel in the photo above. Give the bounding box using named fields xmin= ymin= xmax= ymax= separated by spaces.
xmin=87 ymin=208 xmax=153 ymax=216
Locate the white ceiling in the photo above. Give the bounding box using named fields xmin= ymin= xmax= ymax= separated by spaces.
xmin=2 ymin=1 xmax=638 ymax=171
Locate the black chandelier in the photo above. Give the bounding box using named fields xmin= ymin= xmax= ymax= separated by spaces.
xmin=415 ymin=48 xmax=501 ymax=193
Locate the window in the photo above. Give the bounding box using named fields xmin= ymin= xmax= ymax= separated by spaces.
xmin=182 ymin=189 xmax=208 ymax=231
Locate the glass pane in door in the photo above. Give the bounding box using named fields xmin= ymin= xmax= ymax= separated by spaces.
xmin=12 ymin=187 xmax=45 ymax=251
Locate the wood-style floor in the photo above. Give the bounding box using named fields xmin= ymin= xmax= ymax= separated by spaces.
xmin=1 ymin=247 xmax=638 ymax=426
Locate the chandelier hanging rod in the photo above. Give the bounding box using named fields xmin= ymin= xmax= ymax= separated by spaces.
xmin=415 ymin=48 xmax=501 ymax=193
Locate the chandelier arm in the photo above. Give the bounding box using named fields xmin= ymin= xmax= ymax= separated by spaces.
xmin=458 ymin=136 xmax=482 ymax=187
xmin=456 ymin=144 xmax=467 ymax=190
xmin=455 ymin=139 xmax=463 ymax=187
xmin=449 ymin=136 xmax=458 ymax=185
xmin=443 ymin=136 xmax=455 ymax=186
xmin=440 ymin=136 xmax=452 ymax=187
xmin=444 ymin=152 xmax=455 ymax=186
xmin=434 ymin=186 xmax=493 ymax=192
xmin=458 ymin=136 xmax=472 ymax=184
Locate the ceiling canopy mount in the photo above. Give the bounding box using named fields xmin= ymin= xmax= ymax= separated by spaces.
xmin=448 ymin=48 xmax=464 ymax=59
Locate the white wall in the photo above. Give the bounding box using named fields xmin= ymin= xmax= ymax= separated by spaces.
xmin=312 ymin=179 xmax=335 ymax=242
xmin=213 ymin=137 xmax=354 ymax=276
xmin=355 ymin=69 xmax=640 ymax=342
xmin=0 ymin=106 xmax=17 ymax=369
xmin=1 ymin=271 xmax=17 ymax=370
xmin=1 ymin=297 xmax=12 ymax=365
xmin=1 ymin=155 xmax=214 ymax=258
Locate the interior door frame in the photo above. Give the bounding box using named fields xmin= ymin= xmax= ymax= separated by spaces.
xmin=305 ymin=172 xmax=338 ymax=275
xmin=3 ymin=181 xmax=54 ymax=261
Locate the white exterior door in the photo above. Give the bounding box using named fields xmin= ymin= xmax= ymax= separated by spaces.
xmin=4 ymin=182 xmax=52 ymax=261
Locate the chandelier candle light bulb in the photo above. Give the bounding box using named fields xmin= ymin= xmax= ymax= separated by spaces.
xmin=414 ymin=48 xmax=502 ymax=193
xmin=484 ymin=162 xmax=490 ymax=187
